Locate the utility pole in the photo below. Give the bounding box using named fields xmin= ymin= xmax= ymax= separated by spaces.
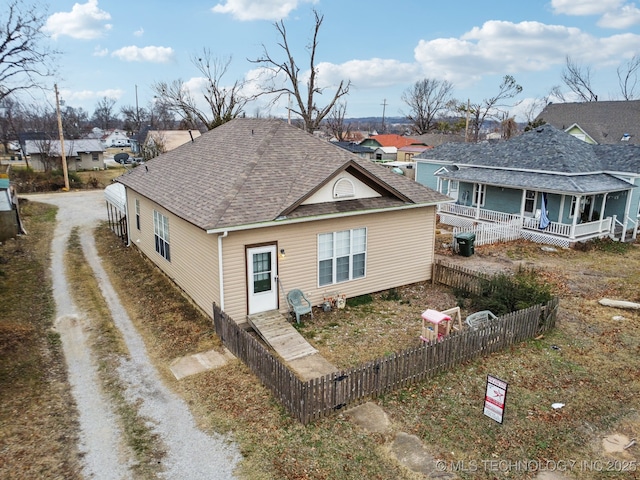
xmin=54 ymin=84 xmax=70 ymax=191
xmin=381 ymin=99 xmax=387 ymax=133
xmin=135 ymin=84 xmax=140 ymax=133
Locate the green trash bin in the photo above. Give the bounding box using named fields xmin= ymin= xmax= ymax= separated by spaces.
xmin=455 ymin=232 xmax=475 ymax=257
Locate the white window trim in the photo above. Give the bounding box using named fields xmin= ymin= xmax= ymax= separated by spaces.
xmin=135 ymin=198 xmax=140 ymax=230
xmin=153 ymin=210 xmax=171 ymax=261
xmin=318 ymin=228 xmax=367 ymax=287
xmin=473 ymin=184 xmax=485 ymax=207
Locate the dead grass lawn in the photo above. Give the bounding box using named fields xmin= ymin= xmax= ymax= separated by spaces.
xmin=95 ymin=225 xmax=640 ymax=479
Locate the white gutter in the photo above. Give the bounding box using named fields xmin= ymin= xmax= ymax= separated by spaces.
xmin=217 ymin=231 xmax=228 ymax=310
xmin=205 ymin=200 xmax=450 ymax=235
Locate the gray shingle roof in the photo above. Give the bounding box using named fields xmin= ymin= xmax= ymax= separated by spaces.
xmin=117 ymin=118 xmax=450 ymax=231
xmin=440 ymin=168 xmax=632 ymax=194
xmin=418 ymin=124 xmax=640 ymax=174
xmin=535 ymin=100 xmax=640 ymax=145
xmin=418 ymin=125 xmax=639 ymax=193
xmin=24 ymin=139 xmax=104 ymax=155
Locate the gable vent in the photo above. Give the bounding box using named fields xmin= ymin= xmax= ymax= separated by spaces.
xmin=333 ymin=178 xmax=355 ymax=198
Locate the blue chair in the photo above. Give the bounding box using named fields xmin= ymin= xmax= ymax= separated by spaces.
xmin=287 ymin=289 xmax=313 ymax=324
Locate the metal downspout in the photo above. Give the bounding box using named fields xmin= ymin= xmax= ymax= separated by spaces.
xmin=218 ymin=231 xmax=228 ymax=310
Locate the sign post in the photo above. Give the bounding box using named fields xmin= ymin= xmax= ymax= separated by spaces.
xmin=484 ymin=375 xmax=508 ymax=423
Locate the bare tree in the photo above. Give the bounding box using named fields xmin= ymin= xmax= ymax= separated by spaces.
xmin=0 ymin=0 xmax=57 ymax=103
xmin=401 ymin=78 xmax=454 ymax=134
xmin=458 ymin=75 xmax=522 ymax=142
xmin=562 ymin=56 xmax=598 ymax=102
xmin=325 ymin=102 xmax=351 ymax=141
xmin=249 ymin=9 xmax=351 ymax=133
xmin=92 ymin=96 xmax=118 ymax=130
xmin=153 ymin=51 xmax=247 ymax=131
xmin=617 ymin=54 xmax=640 ymax=100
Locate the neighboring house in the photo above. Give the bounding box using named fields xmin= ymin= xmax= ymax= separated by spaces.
xmin=24 ymin=139 xmax=105 ymax=172
xmin=360 ymin=134 xmax=426 ymax=161
xmin=415 ymin=125 xmax=640 ymax=247
xmin=116 ymin=118 xmax=450 ymax=322
xmin=141 ymin=130 xmax=202 ymax=157
xmin=372 ymin=146 xmax=397 ymax=162
xmin=332 ymin=141 xmax=375 ymax=159
xmin=101 ymin=129 xmax=131 ymax=148
xmin=536 ymin=100 xmax=640 ymax=145
xmin=397 ymin=144 xmax=432 ymax=162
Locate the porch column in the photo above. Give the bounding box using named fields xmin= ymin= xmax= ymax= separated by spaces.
xmin=623 ymin=189 xmax=633 ymax=236
xmin=598 ymin=193 xmax=608 ymax=234
xmin=519 ymin=190 xmax=527 ymax=227
xmin=570 ymin=194 xmax=581 ymax=240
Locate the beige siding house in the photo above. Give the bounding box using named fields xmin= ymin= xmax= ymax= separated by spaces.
xmin=117 ymin=119 xmax=450 ymax=322
xmin=24 ymin=139 xmax=105 ymax=171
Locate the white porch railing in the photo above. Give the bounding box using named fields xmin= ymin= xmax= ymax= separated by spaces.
xmin=440 ymin=203 xmax=520 ymax=224
xmin=521 ymin=216 xmax=572 ymax=237
xmin=439 ymin=203 xmax=615 ymax=242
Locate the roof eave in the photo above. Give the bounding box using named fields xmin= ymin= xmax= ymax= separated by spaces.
xmin=206 ymin=200 xmax=451 ymax=235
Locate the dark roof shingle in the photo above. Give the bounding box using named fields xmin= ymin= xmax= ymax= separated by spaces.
xmin=118 ymin=119 xmax=449 ymax=230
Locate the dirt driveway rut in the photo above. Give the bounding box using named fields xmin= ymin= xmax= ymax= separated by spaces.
xmin=29 ymin=191 xmax=241 ymax=479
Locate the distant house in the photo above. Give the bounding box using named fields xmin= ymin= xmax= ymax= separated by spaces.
xmin=24 ymin=139 xmax=105 ymax=172
xmin=132 ymin=129 xmax=202 ymax=158
xmin=101 ymin=129 xmax=131 ymax=148
xmin=332 ymin=141 xmax=375 ymax=159
xmin=116 ymin=118 xmax=450 ymax=322
xmin=360 ymin=134 xmax=426 ymax=162
xmin=536 ymin=100 xmax=640 ymax=145
xmin=415 ymin=125 xmax=640 ymax=246
xmin=397 ymin=144 xmax=432 ymax=162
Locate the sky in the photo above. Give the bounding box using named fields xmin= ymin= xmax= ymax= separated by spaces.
xmin=29 ymin=0 xmax=640 ymax=123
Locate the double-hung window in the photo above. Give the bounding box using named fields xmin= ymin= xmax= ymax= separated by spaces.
xmin=135 ymin=198 xmax=141 ymax=230
xmin=318 ymin=228 xmax=366 ymax=286
xmin=153 ymin=210 xmax=170 ymax=261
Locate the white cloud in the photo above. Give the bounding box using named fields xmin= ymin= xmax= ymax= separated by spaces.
xmin=413 ymin=20 xmax=640 ymax=85
xmin=63 ymin=88 xmax=124 ymax=103
xmin=93 ymin=46 xmax=108 ymax=57
xmin=212 ymin=0 xmax=317 ymax=21
xmin=134 ymin=27 xmax=144 ymax=37
xmin=550 ymin=0 xmax=624 ymax=15
xmin=43 ymin=0 xmax=112 ymax=40
xmin=316 ymin=59 xmax=421 ymax=90
xmin=598 ymin=3 xmax=640 ymax=28
xmin=111 ymin=46 xmax=174 ymax=63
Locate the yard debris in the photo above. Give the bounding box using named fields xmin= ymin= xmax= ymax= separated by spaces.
xmin=599 ymin=298 xmax=640 ymax=310
xmin=624 ymin=438 xmax=637 ymax=450
xmin=551 ymin=403 xmax=565 ymax=409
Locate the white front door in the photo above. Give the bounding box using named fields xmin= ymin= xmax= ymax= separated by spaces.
xmin=247 ymin=245 xmax=278 ymax=314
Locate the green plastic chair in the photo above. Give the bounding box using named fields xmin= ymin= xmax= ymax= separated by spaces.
xmin=287 ymin=289 xmax=313 ymax=324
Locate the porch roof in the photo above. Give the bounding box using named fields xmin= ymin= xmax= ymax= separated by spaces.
xmin=436 ymin=167 xmax=634 ymax=195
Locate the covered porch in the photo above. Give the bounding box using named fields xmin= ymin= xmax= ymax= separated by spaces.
xmin=438 ymin=186 xmax=637 ymax=247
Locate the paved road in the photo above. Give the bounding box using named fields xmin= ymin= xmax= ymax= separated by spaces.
xmin=26 ymin=191 xmax=241 ymax=479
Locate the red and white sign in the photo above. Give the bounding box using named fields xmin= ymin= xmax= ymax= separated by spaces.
xmin=484 ymin=375 xmax=508 ymax=423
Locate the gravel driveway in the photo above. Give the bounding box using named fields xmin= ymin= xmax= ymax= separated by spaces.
xmin=27 ymin=190 xmax=241 ymax=479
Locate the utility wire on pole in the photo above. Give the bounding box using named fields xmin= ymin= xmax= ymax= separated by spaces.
xmin=54 ymin=84 xmax=70 ymax=191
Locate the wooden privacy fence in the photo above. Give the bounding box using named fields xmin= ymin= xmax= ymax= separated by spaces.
xmin=214 ymin=292 xmax=558 ymax=424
